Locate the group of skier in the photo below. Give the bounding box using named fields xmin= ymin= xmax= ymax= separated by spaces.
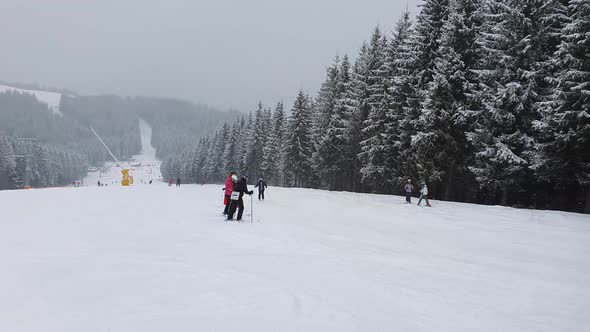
xmin=404 ymin=179 xmax=431 ymax=207
xmin=221 ymin=171 xmax=430 ymax=222
xmin=222 ymin=171 xmax=268 ymax=221
xmin=168 ymin=178 xmax=181 ymax=187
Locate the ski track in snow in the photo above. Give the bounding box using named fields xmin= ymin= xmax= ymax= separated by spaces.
xmin=0 ymin=84 xmax=63 ymax=116
xmin=0 ymin=182 xmax=589 ymax=332
xmin=83 ymin=118 xmax=161 ymax=186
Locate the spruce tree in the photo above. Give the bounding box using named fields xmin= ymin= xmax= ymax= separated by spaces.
xmin=469 ymin=0 xmax=558 ymax=205
xmin=411 ymin=0 xmax=482 ymax=201
xmin=386 ymin=10 xmax=416 ymax=188
xmin=359 ymin=27 xmax=392 ymax=193
xmin=317 ymin=55 xmax=353 ymax=190
xmin=540 ymin=0 xmax=590 ymax=212
xmin=285 ymin=91 xmax=314 ymax=187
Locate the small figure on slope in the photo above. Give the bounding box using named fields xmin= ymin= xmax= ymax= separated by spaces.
xmin=227 ymin=175 xmax=253 ymax=221
xmin=254 ymin=177 xmax=268 ymax=200
xmin=176 ymin=177 xmax=181 ymax=187
xmin=223 ymin=172 xmax=236 ymax=216
xmin=404 ymin=179 xmax=414 ymax=204
xmin=417 ymin=182 xmax=431 ymax=207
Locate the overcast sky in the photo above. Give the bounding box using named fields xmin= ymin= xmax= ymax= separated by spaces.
xmin=0 ymin=0 xmax=421 ymax=112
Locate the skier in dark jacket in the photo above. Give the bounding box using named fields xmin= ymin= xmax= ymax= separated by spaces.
xmin=254 ymin=177 xmax=268 ymax=200
xmin=227 ymin=175 xmax=253 ymax=221
xmin=176 ymin=178 xmax=181 ymax=187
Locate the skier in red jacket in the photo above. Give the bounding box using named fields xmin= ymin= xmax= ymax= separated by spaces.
xmin=223 ymin=171 xmax=236 ymax=215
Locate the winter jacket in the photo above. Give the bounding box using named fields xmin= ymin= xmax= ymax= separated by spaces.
xmin=420 ymin=185 xmax=428 ymax=195
xmin=233 ymin=178 xmax=253 ymax=199
xmin=255 ymin=179 xmax=267 ymax=192
xmin=224 ymin=176 xmax=234 ymax=195
xmin=404 ymin=183 xmax=413 ymax=193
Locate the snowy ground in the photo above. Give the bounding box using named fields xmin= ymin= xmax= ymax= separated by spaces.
xmin=3 ymin=118 xmax=589 ymax=331
xmin=0 ymin=84 xmax=63 ymax=116
xmin=1 ymin=183 xmax=589 ymax=331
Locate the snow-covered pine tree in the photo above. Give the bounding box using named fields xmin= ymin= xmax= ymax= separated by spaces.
xmin=233 ymin=115 xmax=247 ymax=173
xmin=205 ymin=130 xmax=222 ymax=182
xmin=539 ymin=0 xmax=590 ymax=212
xmin=386 ymin=10 xmax=416 ymax=188
xmin=313 ymin=57 xmax=341 ymax=141
xmin=195 ymin=137 xmax=211 ymax=183
xmin=261 ymin=107 xmax=273 ymax=177
xmin=312 ymin=56 xmax=342 ymax=188
xmin=346 ymin=44 xmax=373 ymax=192
xmin=222 ymin=122 xmax=239 ymax=175
xmin=359 ymin=27 xmax=393 ymax=193
xmin=411 ymin=0 xmax=483 ymax=201
xmin=317 ymin=55 xmax=354 ymax=191
xmin=244 ymin=103 xmax=265 ymax=178
xmin=285 ymin=91 xmax=314 ymax=187
xmin=468 ymin=0 xmax=557 ymax=205
xmin=239 ymin=111 xmax=254 ymax=175
xmin=0 ymin=136 xmax=18 ymax=189
xmin=402 ymin=0 xmax=451 ymax=199
xmin=261 ymin=102 xmax=285 ymax=184
xmin=400 ymin=0 xmax=451 ymax=191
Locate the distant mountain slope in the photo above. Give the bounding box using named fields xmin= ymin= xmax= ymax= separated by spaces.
xmin=0 ymin=84 xmax=63 ymax=116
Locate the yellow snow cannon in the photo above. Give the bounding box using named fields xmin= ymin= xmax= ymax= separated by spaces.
xmin=121 ymin=169 xmax=131 ymax=186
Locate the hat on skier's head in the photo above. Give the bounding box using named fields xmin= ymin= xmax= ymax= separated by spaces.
xmin=407 ymin=179 xmax=411 ymax=183
xmin=259 ymin=177 xmax=263 ymax=181
xmin=242 ymin=175 xmax=249 ymax=181
xmin=230 ymin=171 xmax=236 ymax=175
xmin=231 ymin=174 xmax=238 ymax=182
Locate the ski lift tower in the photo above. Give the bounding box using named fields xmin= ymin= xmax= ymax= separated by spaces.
xmin=16 ymin=137 xmax=37 ymax=189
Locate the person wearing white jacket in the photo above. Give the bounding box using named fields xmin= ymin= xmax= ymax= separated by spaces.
xmin=418 ymin=182 xmax=431 ymax=207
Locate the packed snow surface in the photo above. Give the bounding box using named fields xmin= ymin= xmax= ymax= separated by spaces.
xmin=1 ymin=182 xmax=589 ymax=332
xmin=0 ymin=84 xmax=63 ymax=116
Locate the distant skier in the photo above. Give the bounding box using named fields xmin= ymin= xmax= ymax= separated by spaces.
xmin=168 ymin=178 xmax=173 ymax=186
xmin=149 ymin=179 xmax=153 ymax=184
xmin=417 ymin=182 xmax=431 ymax=207
xmin=176 ymin=178 xmax=181 ymax=187
xmin=227 ymin=175 xmax=253 ymax=221
xmin=254 ymin=177 xmax=267 ymax=200
xmin=404 ymin=179 xmax=414 ymax=204
xmin=97 ymin=180 xmax=101 ymax=187
xmin=223 ymin=171 xmax=237 ymax=215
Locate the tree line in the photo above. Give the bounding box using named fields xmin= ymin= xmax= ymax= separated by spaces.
xmin=0 ymin=136 xmax=88 ymax=190
xmin=172 ymin=0 xmax=588 ymax=213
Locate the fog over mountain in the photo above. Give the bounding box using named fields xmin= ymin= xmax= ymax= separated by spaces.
xmin=0 ymin=0 xmax=420 ymax=111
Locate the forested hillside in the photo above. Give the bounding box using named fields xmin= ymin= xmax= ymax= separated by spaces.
xmin=0 ymin=89 xmax=236 ymax=190
xmin=162 ymin=0 xmax=590 ymax=213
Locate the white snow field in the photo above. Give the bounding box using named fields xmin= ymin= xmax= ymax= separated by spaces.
xmin=1 ymin=183 xmax=589 ymax=332
xmin=0 ymin=84 xmax=63 ymax=116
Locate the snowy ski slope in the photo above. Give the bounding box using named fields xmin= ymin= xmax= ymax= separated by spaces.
xmin=0 ymin=182 xmax=589 ymax=332
xmin=0 ymin=84 xmax=63 ymax=116
xmin=2 ymin=118 xmax=589 ymax=331
xmin=83 ymin=118 xmax=162 ymax=186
